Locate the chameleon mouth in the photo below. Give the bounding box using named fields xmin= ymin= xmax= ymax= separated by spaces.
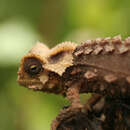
xmin=18 ymin=79 xmax=44 ymax=90
xmin=18 ymin=79 xmax=42 ymax=87
xmin=28 ymin=84 xmax=43 ymax=90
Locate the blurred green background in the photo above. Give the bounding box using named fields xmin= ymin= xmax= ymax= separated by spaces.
xmin=0 ymin=0 xmax=130 ymax=130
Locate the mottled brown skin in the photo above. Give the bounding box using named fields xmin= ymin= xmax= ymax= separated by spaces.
xmin=102 ymin=97 xmax=130 ymax=130
xmin=57 ymin=111 xmax=103 ymax=130
xmin=17 ymin=41 xmax=100 ymax=109
xmin=17 ymin=41 xmax=101 ymax=130
xmin=17 ymin=36 xmax=130 ymax=130
xmin=18 ymin=41 xmax=76 ymax=95
xmin=61 ymin=35 xmax=130 ymax=130
xmin=70 ymin=35 xmax=130 ymax=97
xmin=17 ymin=42 xmax=87 ymax=130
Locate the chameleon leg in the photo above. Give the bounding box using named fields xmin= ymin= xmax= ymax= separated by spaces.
xmin=51 ymin=83 xmax=83 ymax=130
xmin=84 ymin=93 xmax=102 ymax=112
xmin=66 ymin=84 xmax=83 ymax=110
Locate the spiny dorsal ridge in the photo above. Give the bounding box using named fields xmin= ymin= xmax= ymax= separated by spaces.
xmin=83 ymin=40 xmax=94 ymax=46
xmin=74 ymin=35 xmax=130 ymax=57
xmin=95 ymin=38 xmax=103 ymax=44
xmin=100 ymin=37 xmax=111 ymax=45
xmin=125 ymin=37 xmax=130 ymax=45
xmin=112 ymin=35 xmax=122 ymax=44
xmin=117 ymin=43 xmax=129 ymax=54
xmin=82 ymin=40 xmax=94 ymax=54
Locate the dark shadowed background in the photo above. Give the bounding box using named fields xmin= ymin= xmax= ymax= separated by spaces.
xmin=0 ymin=0 xmax=130 ymax=130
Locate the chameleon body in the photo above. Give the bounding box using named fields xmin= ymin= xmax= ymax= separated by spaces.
xmin=64 ymin=35 xmax=130 ymax=130
xmin=71 ymin=35 xmax=130 ymax=97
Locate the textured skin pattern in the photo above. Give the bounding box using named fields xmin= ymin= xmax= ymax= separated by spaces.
xmin=58 ymin=35 xmax=130 ymax=130
xmin=17 ymin=36 xmax=130 ymax=130
xmin=17 ymin=41 xmax=77 ymax=94
xmin=62 ymin=35 xmax=130 ymax=97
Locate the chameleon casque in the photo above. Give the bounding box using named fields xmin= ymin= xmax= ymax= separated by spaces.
xmin=17 ymin=35 xmax=130 ymax=130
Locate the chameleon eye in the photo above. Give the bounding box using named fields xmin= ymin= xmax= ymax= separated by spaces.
xmin=23 ymin=57 xmax=43 ymax=76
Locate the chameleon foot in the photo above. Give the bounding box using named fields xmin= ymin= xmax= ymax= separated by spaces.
xmin=51 ymin=104 xmax=83 ymax=130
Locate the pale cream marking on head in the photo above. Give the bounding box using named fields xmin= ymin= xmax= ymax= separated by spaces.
xmin=23 ymin=42 xmax=51 ymax=64
xmin=48 ymin=41 xmax=77 ymax=56
xmin=44 ymin=41 xmax=77 ymax=75
xmin=28 ymin=84 xmax=43 ymax=89
xmin=39 ymin=74 xmax=49 ymax=85
xmin=29 ymin=42 xmax=50 ymax=57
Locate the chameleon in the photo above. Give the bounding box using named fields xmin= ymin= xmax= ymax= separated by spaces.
xmin=17 ymin=35 xmax=130 ymax=129
xmin=17 ymin=40 xmax=101 ymax=129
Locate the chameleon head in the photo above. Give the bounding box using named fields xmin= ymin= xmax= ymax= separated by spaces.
xmin=17 ymin=42 xmax=61 ymax=93
xmin=17 ymin=41 xmax=77 ymax=93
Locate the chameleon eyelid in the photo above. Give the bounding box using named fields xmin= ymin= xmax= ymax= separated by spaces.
xmin=23 ymin=57 xmax=43 ymax=76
